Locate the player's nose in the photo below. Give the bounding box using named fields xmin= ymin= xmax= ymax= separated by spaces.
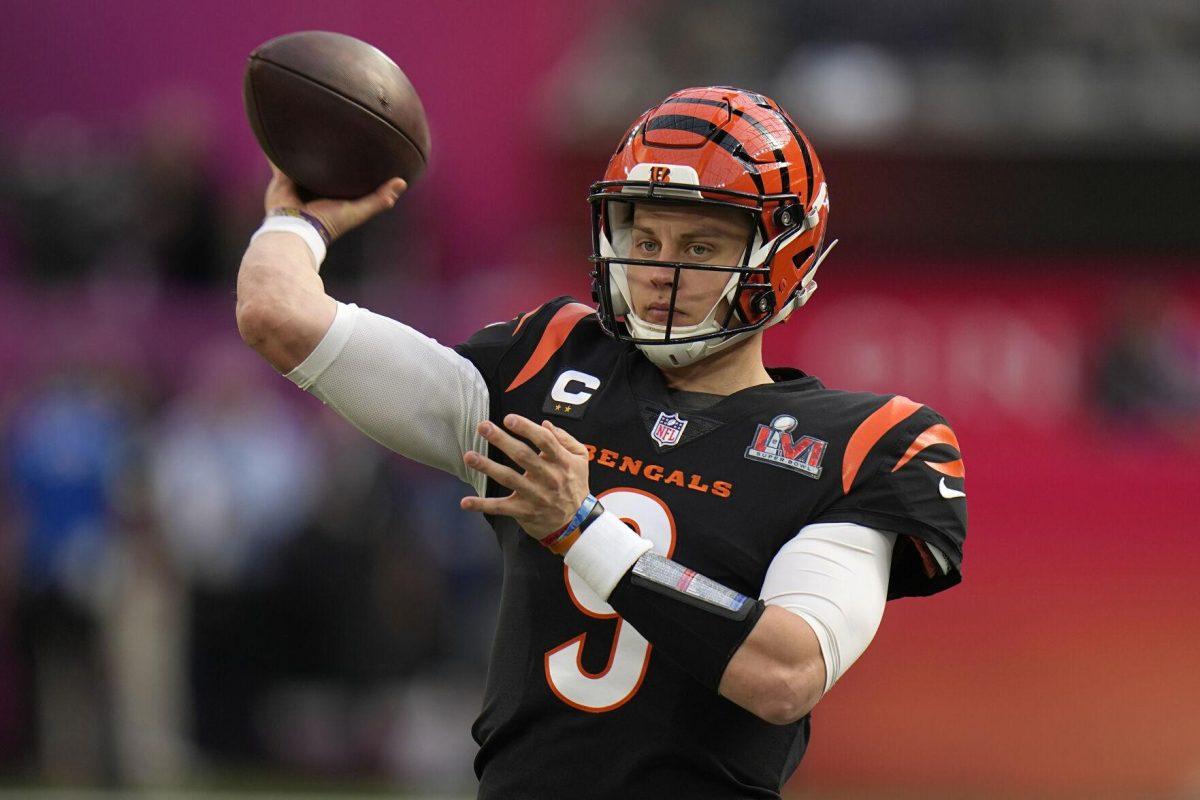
xmin=645 ymin=261 xmax=678 ymax=289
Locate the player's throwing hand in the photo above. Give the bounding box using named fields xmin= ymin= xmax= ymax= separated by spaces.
xmin=264 ymin=162 xmax=407 ymax=243
xmin=460 ymin=415 xmax=592 ymax=539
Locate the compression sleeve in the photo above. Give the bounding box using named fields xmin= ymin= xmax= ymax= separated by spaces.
xmin=286 ymin=302 xmax=491 ymax=494
xmin=567 ymin=516 xmax=894 ymax=694
xmin=759 ymin=522 xmax=895 ymax=693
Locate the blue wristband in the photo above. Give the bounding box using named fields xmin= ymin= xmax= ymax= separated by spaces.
xmin=542 ymin=494 xmax=598 ymax=550
xmin=568 ymin=494 xmax=599 ymax=535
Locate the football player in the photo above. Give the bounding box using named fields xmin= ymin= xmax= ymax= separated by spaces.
xmin=236 ymin=86 xmax=966 ymax=799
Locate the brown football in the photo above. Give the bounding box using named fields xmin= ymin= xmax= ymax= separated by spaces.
xmin=244 ymin=31 xmax=430 ymax=199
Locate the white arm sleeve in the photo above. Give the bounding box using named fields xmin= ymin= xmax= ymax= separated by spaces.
xmin=760 ymin=522 xmax=896 ymax=694
xmin=286 ymin=302 xmax=491 ymax=495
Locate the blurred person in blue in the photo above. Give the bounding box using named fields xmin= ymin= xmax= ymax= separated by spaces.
xmin=4 ymin=368 xmax=135 ymax=782
xmin=236 ymin=87 xmax=968 ymax=798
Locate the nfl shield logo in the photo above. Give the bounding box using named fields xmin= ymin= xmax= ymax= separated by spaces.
xmin=651 ymin=411 xmax=688 ymax=448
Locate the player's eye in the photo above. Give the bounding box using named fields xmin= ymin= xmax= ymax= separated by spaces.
xmin=686 ymin=243 xmax=713 ymax=258
xmin=635 ymin=239 xmax=660 ymax=254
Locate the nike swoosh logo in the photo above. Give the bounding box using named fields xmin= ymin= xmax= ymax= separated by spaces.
xmin=939 ymin=477 xmax=966 ymax=499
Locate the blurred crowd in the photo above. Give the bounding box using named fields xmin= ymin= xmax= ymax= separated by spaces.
xmin=1093 ymin=287 xmax=1200 ymax=437
xmin=0 ymin=354 xmax=499 ymax=789
xmin=0 ymin=98 xmax=498 ymax=792
xmin=543 ymin=0 xmax=1200 ymax=151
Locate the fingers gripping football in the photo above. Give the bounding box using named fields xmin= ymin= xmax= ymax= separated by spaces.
xmin=460 ymin=415 xmax=592 ymax=539
xmin=264 ymin=162 xmax=406 ymax=242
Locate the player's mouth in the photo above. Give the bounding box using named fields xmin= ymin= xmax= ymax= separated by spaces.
xmin=644 ymin=302 xmax=685 ymax=324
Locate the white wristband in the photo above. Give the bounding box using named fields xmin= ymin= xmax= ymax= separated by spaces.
xmin=563 ymin=511 xmax=653 ymax=601
xmin=250 ymin=215 xmax=327 ymax=268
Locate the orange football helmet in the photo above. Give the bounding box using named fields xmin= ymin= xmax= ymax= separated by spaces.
xmin=589 ymin=86 xmax=833 ymax=368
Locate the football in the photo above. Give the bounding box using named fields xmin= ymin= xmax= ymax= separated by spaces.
xmin=243 ymin=30 xmax=430 ymax=199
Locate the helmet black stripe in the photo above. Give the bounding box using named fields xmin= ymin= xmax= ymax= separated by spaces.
xmin=643 ymin=114 xmax=754 ymax=163
xmin=659 ymin=96 xmax=726 ymax=110
xmin=640 ymin=113 xmax=768 ymax=232
xmin=731 ymin=107 xmax=789 ymax=195
xmin=656 ymin=98 xmax=793 ymax=198
xmin=744 ymin=164 xmax=766 ymax=195
xmin=777 ymin=113 xmax=814 ymax=208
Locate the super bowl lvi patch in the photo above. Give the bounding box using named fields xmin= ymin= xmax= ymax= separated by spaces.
xmin=745 ymin=414 xmax=826 ymax=478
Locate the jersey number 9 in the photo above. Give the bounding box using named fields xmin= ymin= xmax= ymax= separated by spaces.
xmin=544 ymin=488 xmax=676 ymax=712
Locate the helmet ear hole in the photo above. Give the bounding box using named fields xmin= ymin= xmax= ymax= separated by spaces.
xmin=791 ymin=246 xmax=816 ymax=272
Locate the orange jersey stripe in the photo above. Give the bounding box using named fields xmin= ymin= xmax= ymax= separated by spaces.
xmin=505 ymin=303 xmax=594 ymax=393
xmin=512 ymin=303 xmax=545 ymax=337
xmin=924 ymin=459 xmax=965 ymax=478
xmin=891 ymin=423 xmax=963 ymax=475
xmin=841 ymin=396 xmax=923 ymax=493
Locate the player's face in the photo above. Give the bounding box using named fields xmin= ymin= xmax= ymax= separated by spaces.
xmin=626 ymin=203 xmax=753 ymax=326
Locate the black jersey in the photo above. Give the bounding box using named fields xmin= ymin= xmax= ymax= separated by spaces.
xmin=453 ymin=297 xmax=967 ymax=800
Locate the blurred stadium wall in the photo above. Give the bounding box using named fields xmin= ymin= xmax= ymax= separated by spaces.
xmin=0 ymin=1 xmax=1198 ymax=798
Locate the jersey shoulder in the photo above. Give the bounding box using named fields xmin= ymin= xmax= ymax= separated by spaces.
xmin=805 ymin=390 xmax=967 ymax=599
xmin=454 ymin=296 xmax=612 ymax=396
xmin=832 ymin=393 xmax=961 ymax=495
xmin=758 ymin=381 xmax=954 ymax=460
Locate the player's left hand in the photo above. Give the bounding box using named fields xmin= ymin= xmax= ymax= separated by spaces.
xmin=460 ymin=414 xmax=592 ymax=539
